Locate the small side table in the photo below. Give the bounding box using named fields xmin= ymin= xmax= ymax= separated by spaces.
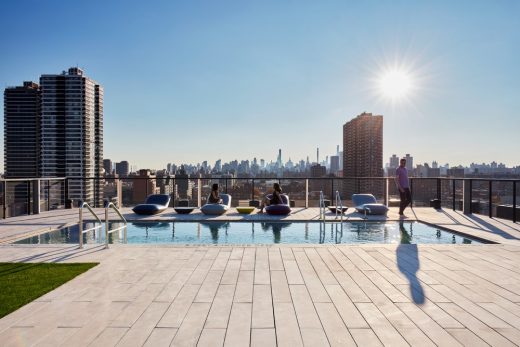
xmin=174 ymin=207 xmax=196 ymax=214
xmin=236 ymin=207 xmax=255 ymax=214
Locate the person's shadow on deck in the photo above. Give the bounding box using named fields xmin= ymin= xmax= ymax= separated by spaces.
xmin=396 ymin=221 xmax=425 ymax=304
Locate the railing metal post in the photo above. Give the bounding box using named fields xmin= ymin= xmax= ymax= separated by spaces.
xmin=469 ymin=179 xmax=473 ymax=214
xmin=32 ymin=179 xmax=40 ymax=215
xmin=225 ymin=179 xmax=228 ymax=194
xmin=251 ymin=179 xmax=255 ymax=203
xmin=305 ymin=179 xmax=309 ymax=208
xmin=79 ymin=207 xmax=83 ymax=249
xmin=3 ymin=181 xmax=6 ymax=219
xmin=47 ymin=180 xmax=50 ymax=211
xmin=105 ymin=206 xmax=109 ymax=249
xmin=489 ymin=180 xmax=493 ymax=218
xmin=452 ymin=179 xmax=456 ymax=211
xmin=330 ymin=178 xmax=334 ymax=205
xmin=357 ymin=179 xmax=360 ymax=194
xmin=513 ymin=181 xmax=517 ymax=223
xmin=410 ymin=178 xmax=414 ymax=208
xmin=64 ymin=178 xmax=69 ymax=204
xmin=117 ymin=178 xmax=122 ymax=208
xmin=437 ymin=178 xmax=441 ymax=201
xmin=145 ymin=178 xmax=149 ymax=198
xmin=197 ymin=178 xmax=202 ymax=208
xmin=384 ymin=178 xmax=388 ymax=206
xmin=26 ymin=180 xmax=31 ymax=215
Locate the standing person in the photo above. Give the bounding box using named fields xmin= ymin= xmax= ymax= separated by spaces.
xmin=258 ymin=183 xmax=283 ymax=213
xmin=395 ymin=158 xmax=411 ymax=216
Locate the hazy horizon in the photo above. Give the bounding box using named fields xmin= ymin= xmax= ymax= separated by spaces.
xmin=1 ymin=0 xmax=519 ymax=172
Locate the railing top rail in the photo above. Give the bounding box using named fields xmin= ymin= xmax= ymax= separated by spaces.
xmin=68 ymin=176 xmax=520 ymax=182
xmin=1 ymin=176 xmax=518 ymax=182
xmin=1 ymin=177 xmax=67 ymax=182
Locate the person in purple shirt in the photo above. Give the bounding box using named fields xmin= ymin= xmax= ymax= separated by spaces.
xmin=395 ymin=158 xmax=411 ymax=216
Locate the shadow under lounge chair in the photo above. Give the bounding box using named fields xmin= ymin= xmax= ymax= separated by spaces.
xmin=352 ymin=194 xmax=389 ymax=216
xmin=201 ymin=194 xmax=232 ymax=215
xmin=265 ymin=194 xmax=291 ymax=215
xmin=132 ymin=194 xmax=171 ymax=215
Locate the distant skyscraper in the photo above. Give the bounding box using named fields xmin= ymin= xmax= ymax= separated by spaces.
xmin=277 ymin=149 xmax=282 ymax=167
xmin=214 ymin=159 xmax=222 ymax=172
xmin=103 ymin=159 xmax=113 ymax=175
xmin=39 ymin=67 xmax=103 ymax=204
xmin=311 ymin=164 xmax=326 ymax=177
xmin=115 ymin=161 xmax=130 ymax=176
xmin=404 ymin=154 xmax=414 ymax=173
xmin=388 ymin=154 xmax=399 ymax=176
xmin=389 ymin=154 xmax=399 ymax=169
xmin=330 ymin=155 xmax=340 ymax=175
xmin=4 ymin=82 xmax=41 ymax=178
xmin=343 ymin=112 xmax=383 ymax=196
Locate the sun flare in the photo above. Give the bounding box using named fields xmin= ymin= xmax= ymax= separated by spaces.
xmin=378 ymin=69 xmax=413 ymax=100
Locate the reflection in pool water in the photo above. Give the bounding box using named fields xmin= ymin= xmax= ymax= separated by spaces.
xmin=14 ymin=221 xmax=481 ymax=245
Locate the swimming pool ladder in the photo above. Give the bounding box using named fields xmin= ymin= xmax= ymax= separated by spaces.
xmin=104 ymin=202 xmax=127 ymax=248
xmin=334 ymin=190 xmax=344 ymax=222
xmin=78 ymin=202 xmax=102 ymax=249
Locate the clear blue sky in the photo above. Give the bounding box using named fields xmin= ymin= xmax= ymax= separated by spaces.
xmin=1 ymin=0 xmax=519 ymax=170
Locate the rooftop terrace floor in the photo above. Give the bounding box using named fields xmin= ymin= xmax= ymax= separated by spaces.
xmin=0 ymin=208 xmax=519 ymax=346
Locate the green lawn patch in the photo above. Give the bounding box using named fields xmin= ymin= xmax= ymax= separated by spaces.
xmin=0 ymin=262 xmax=98 ymax=318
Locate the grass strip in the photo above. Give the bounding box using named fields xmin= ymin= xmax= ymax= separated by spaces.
xmin=0 ymin=262 xmax=98 ymax=318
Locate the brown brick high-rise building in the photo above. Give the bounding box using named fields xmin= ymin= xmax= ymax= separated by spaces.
xmin=343 ymin=112 xmax=384 ymax=200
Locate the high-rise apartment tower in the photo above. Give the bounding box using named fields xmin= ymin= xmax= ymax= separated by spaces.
xmin=343 ymin=112 xmax=383 ymax=197
xmin=39 ymin=67 xmax=103 ymax=204
xmin=4 ymin=82 xmax=41 ymax=178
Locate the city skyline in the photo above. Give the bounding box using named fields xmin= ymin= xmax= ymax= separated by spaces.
xmin=1 ymin=1 xmax=519 ymax=170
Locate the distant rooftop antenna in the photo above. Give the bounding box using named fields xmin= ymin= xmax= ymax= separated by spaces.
xmin=317 ymin=147 xmax=319 ymax=164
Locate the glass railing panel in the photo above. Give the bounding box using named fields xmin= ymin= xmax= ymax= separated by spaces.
xmin=491 ymin=181 xmax=515 ymax=220
xmin=103 ymin=177 xmax=118 ymax=205
xmin=357 ymin=178 xmax=386 ymax=204
xmin=227 ymin=178 xmax=253 ymax=207
xmin=172 ymin=178 xmax=198 ymax=207
xmin=308 ymin=178 xmax=332 ymax=207
xmin=411 ymin=178 xmax=438 ymax=207
xmin=440 ymin=179 xmax=463 ymax=210
xmin=48 ymin=179 xmax=65 ymax=210
xmin=279 ymin=179 xmax=306 ymax=207
xmin=471 ymin=180 xmax=489 ymax=216
xmin=5 ymin=181 xmax=30 ymax=217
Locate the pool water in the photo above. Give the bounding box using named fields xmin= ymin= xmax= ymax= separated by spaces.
xmin=14 ymin=221 xmax=480 ymax=245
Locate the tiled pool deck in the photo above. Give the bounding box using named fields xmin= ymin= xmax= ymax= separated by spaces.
xmin=0 ymin=208 xmax=519 ymax=346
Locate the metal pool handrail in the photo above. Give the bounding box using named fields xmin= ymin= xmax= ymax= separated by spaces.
xmin=335 ymin=190 xmax=344 ymax=222
xmin=319 ymin=191 xmax=326 ymax=220
xmin=104 ymin=202 xmax=127 ymax=248
xmin=78 ymin=202 xmax=102 ymax=249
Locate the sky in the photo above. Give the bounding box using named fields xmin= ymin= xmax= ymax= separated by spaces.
xmin=1 ymin=0 xmax=519 ymax=171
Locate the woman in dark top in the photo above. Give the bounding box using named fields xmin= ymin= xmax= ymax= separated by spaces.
xmin=258 ymin=183 xmax=283 ymax=213
xmin=208 ymin=183 xmax=223 ymax=204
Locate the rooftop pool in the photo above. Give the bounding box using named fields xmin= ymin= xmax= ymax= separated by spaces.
xmin=14 ymin=221 xmax=481 ymax=245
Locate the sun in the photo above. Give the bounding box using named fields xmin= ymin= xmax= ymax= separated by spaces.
xmin=378 ymin=68 xmax=413 ymax=100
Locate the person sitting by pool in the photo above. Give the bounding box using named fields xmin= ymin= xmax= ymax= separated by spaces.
xmin=208 ymin=183 xmax=223 ymax=204
xmin=258 ymin=183 xmax=283 ymax=213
